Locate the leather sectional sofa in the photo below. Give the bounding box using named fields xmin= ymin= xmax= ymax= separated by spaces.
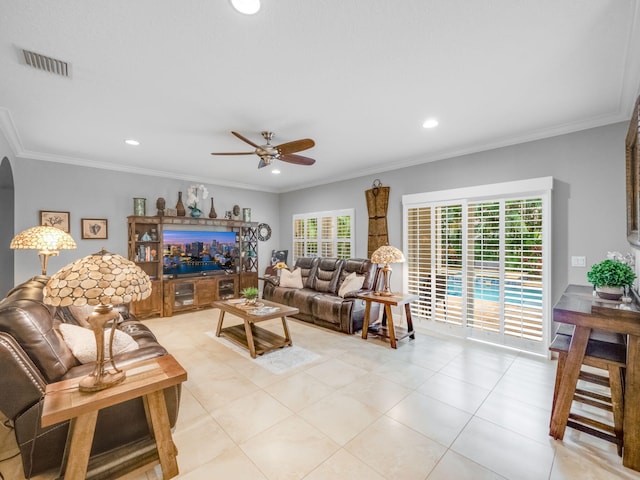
xmin=0 ymin=276 xmax=181 ymax=478
xmin=263 ymin=257 xmax=381 ymax=334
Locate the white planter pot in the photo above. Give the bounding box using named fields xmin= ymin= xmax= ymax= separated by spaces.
xmin=595 ymin=286 xmax=624 ymax=301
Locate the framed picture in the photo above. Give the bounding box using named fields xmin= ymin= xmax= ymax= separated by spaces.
xmin=271 ymin=250 xmax=288 ymax=266
xmin=627 ymin=94 xmax=640 ymax=245
xmin=40 ymin=210 xmax=70 ymax=233
xmin=81 ymin=218 xmax=108 ymax=239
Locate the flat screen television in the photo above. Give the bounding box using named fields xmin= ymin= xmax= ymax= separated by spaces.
xmin=163 ymin=227 xmax=238 ymax=278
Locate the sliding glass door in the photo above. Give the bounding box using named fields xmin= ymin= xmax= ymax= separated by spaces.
xmin=403 ymin=179 xmax=550 ymax=354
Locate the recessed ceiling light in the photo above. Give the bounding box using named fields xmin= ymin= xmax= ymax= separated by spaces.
xmin=124 ymin=139 xmax=140 ymax=146
xmin=422 ymin=118 xmax=439 ymax=129
xmin=272 ymin=169 xmax=281 ymax=175
xmin=231 ymin=0 xmax=260 ymax=15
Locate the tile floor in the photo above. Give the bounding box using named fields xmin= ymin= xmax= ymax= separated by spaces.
xmin=2 ymin=309 xmax=640 ymax=480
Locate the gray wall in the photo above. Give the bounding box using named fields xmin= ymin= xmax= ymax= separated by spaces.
xmin=1 ymin=121 xmax=630 ymax=304
xmin=0 ymin=156 xmax=15 ymax=297
xmin=278 ymin=122 xmax=629 ymax=303
xmin=0 ymin=130 xmax=280 ymax=285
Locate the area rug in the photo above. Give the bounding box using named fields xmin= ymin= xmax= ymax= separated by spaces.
xmin=206 ymin=331 xmax=321 ymax=374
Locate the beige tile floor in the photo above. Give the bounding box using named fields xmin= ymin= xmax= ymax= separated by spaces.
xmin=2 ymin=308 xmax=640 ymax=480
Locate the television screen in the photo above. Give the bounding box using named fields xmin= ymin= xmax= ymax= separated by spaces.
xmin=163 ymin=228 xmax=238 ymax=277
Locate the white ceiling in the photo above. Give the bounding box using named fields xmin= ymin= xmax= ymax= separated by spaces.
xmin=1 ymin=0 xmax=639 ymax=193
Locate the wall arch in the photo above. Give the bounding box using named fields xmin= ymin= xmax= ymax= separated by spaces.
xmin=0 ymin=157 xmax=15 ymax=296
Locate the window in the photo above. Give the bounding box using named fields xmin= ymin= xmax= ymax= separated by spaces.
xmin=293 ymin=209 xmax=354 ymax=261
xmin=403 ymin=177 xmax=551 ymax=354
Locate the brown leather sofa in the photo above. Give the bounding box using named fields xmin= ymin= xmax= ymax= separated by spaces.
xmin=0 ymin=276 xmax=181 ymax=478
xmin=263 ymin=257 xmax=380 ymax=334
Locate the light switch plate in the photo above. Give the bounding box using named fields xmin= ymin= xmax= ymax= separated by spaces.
xmin=571 ymin=256 xmax=586 ymax=267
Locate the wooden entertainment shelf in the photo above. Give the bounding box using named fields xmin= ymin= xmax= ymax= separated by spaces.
xmin=127 ymin=216 xmax=259 ymax=318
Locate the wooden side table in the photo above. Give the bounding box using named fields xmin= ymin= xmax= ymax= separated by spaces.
xmin=42 ymin=354 xmax=187 ymax=480
xmin=359 ymin=292 xmax=418 ymax=348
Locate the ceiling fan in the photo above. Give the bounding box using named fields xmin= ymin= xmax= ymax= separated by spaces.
xmin=211 ymin=131 xmax=316 ymax=168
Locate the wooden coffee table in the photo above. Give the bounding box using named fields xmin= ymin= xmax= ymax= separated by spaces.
xmin=213 ymin=299 xmax=299 ymax=358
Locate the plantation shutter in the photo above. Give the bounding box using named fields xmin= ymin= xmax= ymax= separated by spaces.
xmin=466 ymin=201 xmax=501 ymax=333
xmin=407 ymin=207 xmax=432 ymax=318
xmin=292 ymin=209 xmax=354 ymax=261
xmin=503 ymin=199 xmax=543 ymax=341
xmin=433 ymin=204 xmax=464 ymax=326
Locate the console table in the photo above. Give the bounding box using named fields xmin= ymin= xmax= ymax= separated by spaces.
xmin=42 ymin=355 xmax=187 ymax=480
xmin=551 ymin=285 xmax=640 ymax=471
xmin=359 ymin=292 xmax=418 ymax=348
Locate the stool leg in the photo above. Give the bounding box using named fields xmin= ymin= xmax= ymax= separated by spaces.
xmin=608 ymin=365 xmax=625 ymax=457
xmin=550 ymin=326 xmax=590 ymax=440
xmin=550 ymin=351 xmax=567 ymax=429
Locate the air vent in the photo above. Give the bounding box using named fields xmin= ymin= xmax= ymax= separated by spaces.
xmin=22 ymin=49 xmax=70 ymax=77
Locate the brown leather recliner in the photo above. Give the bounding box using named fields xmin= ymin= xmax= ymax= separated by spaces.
xmin=263 ymin=257 xmax=381 ymax=334
xmin=0 ymin=276 xmax=181 ymax=478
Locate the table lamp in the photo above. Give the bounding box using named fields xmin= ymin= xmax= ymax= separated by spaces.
xmin=370 ymin=245 xmax=406 ymax=296
xmin=43 ymin=249 xmax=151 ymax=392
xmin=10 ymin=225 xmax=77 ymax=275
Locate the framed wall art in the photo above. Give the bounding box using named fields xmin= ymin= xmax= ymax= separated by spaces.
xmin=81 ymin=218 xmax=108 ymax=239
xmin=40 ymin=210 xmax=70 ymax=233
xmin=627 ymin=94 xmax=640 ymax=247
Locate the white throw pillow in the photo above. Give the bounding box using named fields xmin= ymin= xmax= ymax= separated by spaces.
xmin=338 ymin=272 xmax=365 ymax=298
xmin=279 ymin=268 xmax=304 ymax=289
xmin=58 ymin=322 xmax=139 ymax=364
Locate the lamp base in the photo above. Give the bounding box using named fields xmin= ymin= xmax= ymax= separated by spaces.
xmin=79 ymin=369 xmax=126 ymax=393
xmin=376 ymin=289 xmax=394 ymax=297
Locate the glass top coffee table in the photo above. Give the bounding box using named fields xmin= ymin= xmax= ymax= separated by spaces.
xmin=213 ymin=299 xmax=299 ymax=358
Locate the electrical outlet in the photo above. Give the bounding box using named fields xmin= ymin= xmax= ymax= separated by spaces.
xmin=571 ymin=256 xmax=586 ymax=267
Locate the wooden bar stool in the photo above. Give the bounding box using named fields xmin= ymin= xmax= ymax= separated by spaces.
xmin=550 ymin=324 xmax=626 ymax=455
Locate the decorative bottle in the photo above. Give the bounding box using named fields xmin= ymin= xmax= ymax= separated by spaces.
xmin=176 ymin=192 xmax=186 ymax=217
xmin=209 ymin=198 xmax=217 ymax=218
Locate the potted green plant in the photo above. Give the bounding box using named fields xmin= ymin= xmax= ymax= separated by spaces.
xmin=241 ymin=287 xmax=260 ymax=305
xmin=586 ymin=259 xmax=636 ymax=300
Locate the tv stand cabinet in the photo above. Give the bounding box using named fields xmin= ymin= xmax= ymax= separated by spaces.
xmin=163 ymin=275 xmax=238 ymax=317
xmin=127 ymin=216 xmax=258 ymax=318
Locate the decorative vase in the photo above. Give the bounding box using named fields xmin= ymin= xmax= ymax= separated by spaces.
xmin=245 ymin=297 xmax=257 ymax=305
xmin=209 ymin=198 xmax=217 ymax=218
xmin=133 ymin=198 xmax=146 ymax=216
xmin=243 ymin=208 xmax=251 ymax=222
xmin=595 ymin=286 xmax=624 ymax=301
xmin=190 ymin=207 xmax=202 ymax=218
xmin=176 ymin=192 xmax=186 ymax=217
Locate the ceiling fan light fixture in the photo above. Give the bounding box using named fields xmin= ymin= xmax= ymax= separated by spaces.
xmin=422 ymin=118 xmax=439 ymax=129
xmin=231 ymin=0 xmax=260 ymax=15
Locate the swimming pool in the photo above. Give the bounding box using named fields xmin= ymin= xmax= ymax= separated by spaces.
xmin=444 ymin=274 xmax=542 ymax=308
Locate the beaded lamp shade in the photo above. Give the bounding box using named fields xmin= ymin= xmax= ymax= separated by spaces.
xmin=370 ymin=245 xmax=406 ymax=296
xmin=43 ymin=249 xmax=151 ymax=392
xmin=10 ymin=225 xmax=77 ymax=275
xmin=43 ymin=249 xmax=151 ymax=307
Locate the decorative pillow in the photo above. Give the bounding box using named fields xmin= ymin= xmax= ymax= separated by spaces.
xmin=67 ymin=304 xmax=95 ymax=327
xmin=279 ymin=268 xmax=304 ymax=289
xmin=58 ymin=322 xmax=139 ymax=364
xmin=338 ymin=272 xmax=365 ymax=298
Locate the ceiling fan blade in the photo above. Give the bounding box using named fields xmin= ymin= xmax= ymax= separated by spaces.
xmin=210 ymin=152 xmax=254 ymax=155
xmin=275 ymin=138 xmax=315 ymax=155
xmin=231 ymin=131 xmax=261 ymax=149
xmin=279 ymin=153 xmax=316 ymax=166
